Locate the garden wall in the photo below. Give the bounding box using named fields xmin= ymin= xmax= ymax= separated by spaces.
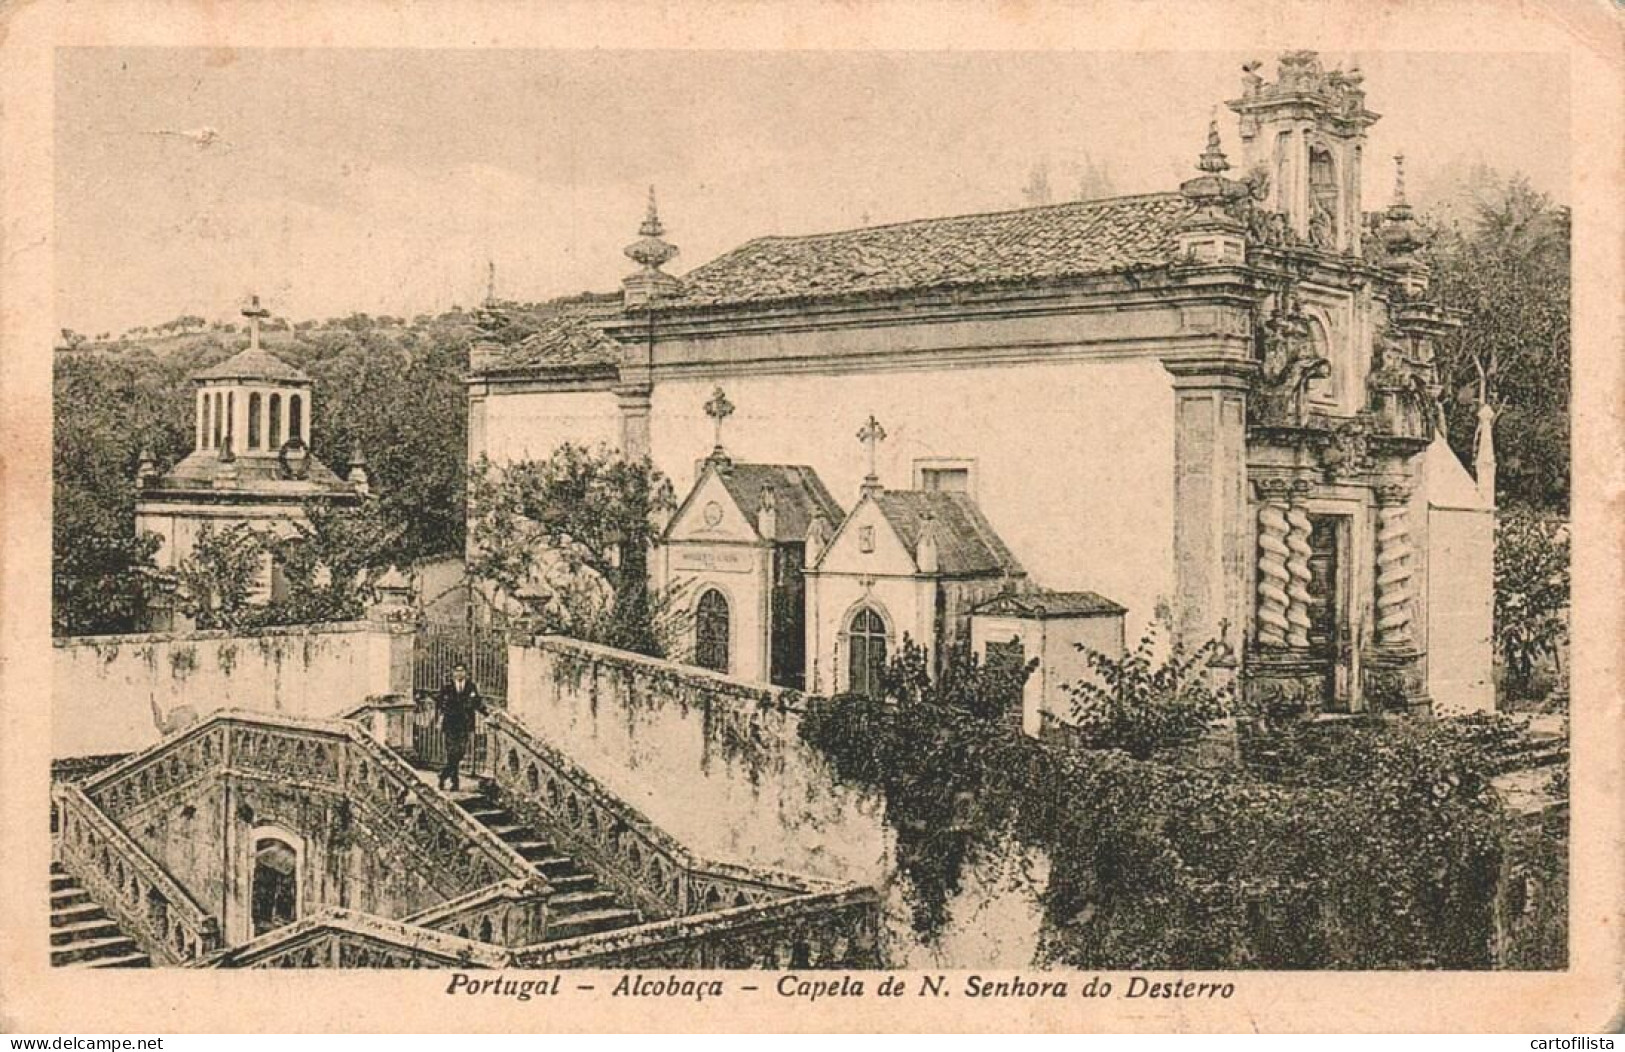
xmin=52 ymin=621 xmax=414 ymax=758
xmin=506 ymin=636 xmax=890 ymax=887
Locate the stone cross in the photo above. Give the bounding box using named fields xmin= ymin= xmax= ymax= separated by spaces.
xmin=857 ymin=414 xmax=887 ymax=492
xmin=704 ymin=386 xmax=735 ymax=456
xmin=242 ymin=294 xmax=270 ymax=351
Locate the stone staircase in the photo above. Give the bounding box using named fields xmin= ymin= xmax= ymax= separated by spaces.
xmin=422 ymin=774 xmax=644 ymax=941
xmin=50 ymin=863 xmax=151 ymax=968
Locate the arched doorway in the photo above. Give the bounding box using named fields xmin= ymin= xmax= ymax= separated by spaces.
xmin=251 ymin=835 xmax=299 ymax=936
xmin=847 ymin=607 xmax=889 ymax=698
xmin=695 ymin=589 xmax=730 ymax=673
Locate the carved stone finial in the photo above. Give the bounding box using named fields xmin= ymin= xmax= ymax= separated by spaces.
xmin=1198 ymin=113 xmax=1230 ymax=174
xmin=136 ymin=446 xmax=158 ymax=488
xmin=623 ymin=186 xmax=681 ymax=307
xmin=625 ymin=186 xmax=679 ymax=272
xmin=347 ymin=439 xmax=370 ymax=496
xmin=1391 ymin=153 xmax=1410 ymax=211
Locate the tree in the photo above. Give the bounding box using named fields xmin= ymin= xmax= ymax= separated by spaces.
xmin=173 ymin=522 xmax=268 ymax=630
xmin=1428 ymin=173 xmax=1570 ymax=513
xmin=1493 ymin=507 xmax=1570 ymax=700
xmin=256 ymin=499 xmax=404 ymax=625
xmin=467 ymin=445 xmax=670 ymax=655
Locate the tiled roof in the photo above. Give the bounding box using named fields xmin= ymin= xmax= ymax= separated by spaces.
xmin=666 ymin=193 xmax=1192 ymax=309
xmin=712 ymin=462 xmax=845 ymax=544
xmin=150 ymin=448 xmax=355 ymax=495
xmin=191 ymin=347 xmax=311 ymax=383
xmin=474 ymin=295 xmax=624 ymax=373
xmin=972 ymin=590 xmax=1127 ymax=619
xmin=873 ymin=490 xmax=1024 ymax=578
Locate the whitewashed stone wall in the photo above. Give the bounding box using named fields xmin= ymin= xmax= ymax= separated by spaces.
xmin=52 ymin=621 xmax=415 ymax=758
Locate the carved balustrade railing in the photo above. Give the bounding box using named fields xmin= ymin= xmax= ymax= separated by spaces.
xmin=75 ymin=709 xmax=544 ymax=934
xmin=208 ymin=908 xmax=510 ymax=969
xmin=402 ymin=877 xmax=548 ymax=947
xmin=53 ymin=783 xmax=223 ymax=965
xmin=478 ymin=708 xmax=825 ymax=922
xmin=513 ymin=885 xmax=881 ymax=970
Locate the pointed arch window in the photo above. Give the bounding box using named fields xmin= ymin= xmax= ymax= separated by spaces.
xmin=201 ymin=393 xmax=212 ymax=449
xmin=695 ymin=589 xmax=730 ymax=674
xmin=289 ymin=394 xmax=303 ymax=444
xmin=212 ymin=392 xmax=224 ymax=448
xmin=847 ymin=607 xmax=889 ymax=699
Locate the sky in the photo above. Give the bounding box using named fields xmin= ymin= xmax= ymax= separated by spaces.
xmin=55 ymin=48 xmax=1569 ymax=336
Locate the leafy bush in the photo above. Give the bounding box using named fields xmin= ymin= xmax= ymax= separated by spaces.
xmin=1064 ymin=622 xmax=1233 ymax=759
xmin=1493 ymin=507 xmax=1569 ymax=699
xmin=173 ymin=522 xmax=269 ymax=630
xmin=466 ymin=445 xmax=672 ymax=656
xmin=801 ymin=662 xmax=1535 ymax=969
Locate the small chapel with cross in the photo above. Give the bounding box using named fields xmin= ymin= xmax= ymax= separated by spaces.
xmin=135 ymin=295 xmax=371 ymax=625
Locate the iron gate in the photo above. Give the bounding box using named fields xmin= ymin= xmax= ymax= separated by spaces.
xmin=411 ymin=622 xmax=510 ymax=776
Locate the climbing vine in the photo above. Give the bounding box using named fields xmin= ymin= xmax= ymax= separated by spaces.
xmin=801 ymin=642 xmax=1532 ymax=969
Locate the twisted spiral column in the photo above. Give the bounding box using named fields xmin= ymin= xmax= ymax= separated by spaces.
xmin=1284 ymin=496 xmax=1315 ymax=650
xmin=1374 ymin=484 xmax=1415 ymax=646
xmin=1254 ymin=482 xmax=1292 ymax=648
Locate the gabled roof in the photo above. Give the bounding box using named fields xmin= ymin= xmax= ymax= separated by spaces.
xmin=973 ymin=590 xmax=1126 ymax=619
xmin=665 ymin=193 xmax=1192 ymax=310
xmin=712 ymin=462 xmax=845 ymax=544
xmin=871 ymin=490 xmax=1024 ymax=577
xmin=668 ymin=458 xmax=845 ymax=545
xmin=191 ymin=347 xmax=310 ymax=384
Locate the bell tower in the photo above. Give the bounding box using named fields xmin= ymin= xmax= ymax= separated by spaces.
xmin=1227 ymin=51 xmax=1380 ymax=254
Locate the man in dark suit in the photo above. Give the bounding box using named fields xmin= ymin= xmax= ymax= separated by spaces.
xmin=435 ymin=662 xmax=484 ymax=791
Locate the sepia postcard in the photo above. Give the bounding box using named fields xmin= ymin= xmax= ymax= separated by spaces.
xmin=0 ymin=0 xmax=1620 ymax=1035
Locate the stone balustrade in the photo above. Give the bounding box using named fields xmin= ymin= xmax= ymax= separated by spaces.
xmin=403 ymin=877 xmax=549 ymax=947
xmin=514 ymin=885 xmax=881 ymax=969
xmin=74 ymin=709 xmax=542 ymax=929
xmin=213 ymin=908 xmax=510 ymax=969
xmin=54 ymin=784 xmax=222 ymax=964
xmin=480 ymin=707 xmax=821 ymax=923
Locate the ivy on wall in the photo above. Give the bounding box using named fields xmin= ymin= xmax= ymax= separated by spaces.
xmin=799 ymin=643 xmax=1561 ymax=969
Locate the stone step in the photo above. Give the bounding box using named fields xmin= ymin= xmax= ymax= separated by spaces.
xmin=546 ymin=907 xmax=641 ymax=941
xmin=51 ymin=886 xmax=92 ymax=910
xmin=51 ymin=917 xmax=125 ymax=946
xmin=548 ymin=889 xmax=618 ymax=915
xmin=513 ymin=841 xmax=557 ymax=861
xmin=547 ymin=873 xmax=598 ymax=894
xmin=50 ymin=874 xmax=76 ymax=893
xmin=52 ymin=934 xmax=143 ymax=966
xmin=530 ymin=856 xmax=581 ymax=878
xmin=482 ymin=824 xmax=531 ymax=842
xmin=51 ymin=901 xmax=107 ymax=928
xmin=81 ymin=950 xmax=152 ymax=969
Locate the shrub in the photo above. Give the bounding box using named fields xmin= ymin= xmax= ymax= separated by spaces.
xmin=1494 ymin=507 xmax=1569 ymax=700
xmin=1063 ymin=621 xmax=1233 ymax=759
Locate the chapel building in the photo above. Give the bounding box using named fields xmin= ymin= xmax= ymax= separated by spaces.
xmin=135 ymin=296 xmax=370 ymax=617
xmin=467 ymin=52 xmax=1496 ymax=720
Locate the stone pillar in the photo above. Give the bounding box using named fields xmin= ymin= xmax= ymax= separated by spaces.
xmin=616 ymin=383 xmax=653 ymax=461
xmin=1253 ymin=478 xmax=1293 ymax=649
xmin=1283 ymin=480 xmax=1315 ymax=649
xmin=1165 ymin=359 xmax=1253 ymax=650
xmin=1373 ymin=483 xmax=1415 ymax=647
xmin=1364 ymin=482 xmax=1428 ymax=713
